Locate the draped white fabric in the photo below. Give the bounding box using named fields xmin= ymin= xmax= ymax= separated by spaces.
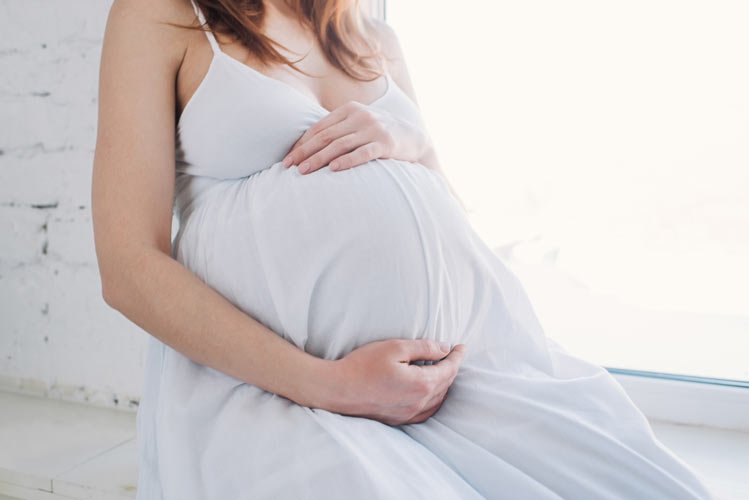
xmin=134 ymin=2 xmax=718 ymax=497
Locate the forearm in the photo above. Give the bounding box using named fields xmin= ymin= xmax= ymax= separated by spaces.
xmin=102 ymin=247 xmax=337 ymax=408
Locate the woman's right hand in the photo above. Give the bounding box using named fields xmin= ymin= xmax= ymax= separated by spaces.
xmin=315 ymin=339 xmax=468 ymax=426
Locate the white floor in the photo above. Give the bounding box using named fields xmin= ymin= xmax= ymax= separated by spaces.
xmin=0 ymin=389 xmax=747 ymax=499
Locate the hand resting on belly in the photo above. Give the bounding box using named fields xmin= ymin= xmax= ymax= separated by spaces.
xmin=316 ymin=338 xmax=467 ymax=426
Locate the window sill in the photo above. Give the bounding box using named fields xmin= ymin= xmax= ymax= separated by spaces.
xmin=612 ymin=372 xmax=749 ymax=432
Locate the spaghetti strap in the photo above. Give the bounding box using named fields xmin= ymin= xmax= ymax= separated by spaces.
xmin=190 ymin=0 xmax=221 ymax=54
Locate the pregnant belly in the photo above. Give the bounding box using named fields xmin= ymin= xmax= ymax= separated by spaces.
xmin=174 ymin=159 xmax=487 ymax=361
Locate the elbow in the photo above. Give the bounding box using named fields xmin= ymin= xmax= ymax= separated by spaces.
xmin=97 ymin=245 xmax=165 ymax=308
xmin=101 ymin=280 xmax=117 ymax=308
xmin=99 ymin=269 xmax=121 ymax=309
xmin=97 ymin=254 xmax=128 ymax=309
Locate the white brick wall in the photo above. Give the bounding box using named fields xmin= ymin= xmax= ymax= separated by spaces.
xmin=0 ymin=1 xmax=151 ymax=412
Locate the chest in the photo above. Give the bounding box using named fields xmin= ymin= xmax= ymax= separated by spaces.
xmin=174 ymin=53 xmax=424 ymax=181
xmin=177 ymin=27 xmax=388 ymax=119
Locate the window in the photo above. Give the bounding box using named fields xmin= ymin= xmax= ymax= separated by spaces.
xmin=385 ymin=1 xmax=749 ymax=384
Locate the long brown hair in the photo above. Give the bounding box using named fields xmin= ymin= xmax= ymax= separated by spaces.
xmin=184 ymin=0 xmax=387 ymax=82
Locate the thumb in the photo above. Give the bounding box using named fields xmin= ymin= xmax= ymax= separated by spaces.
xmin=403 ymin=339 xmax=452 ymax=362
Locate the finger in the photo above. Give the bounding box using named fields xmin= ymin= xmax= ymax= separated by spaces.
xmin=407 ymin=355 xmax=458 ymax=401
xmin=298 ymin=132 xmax=362 ymax=174
xmin=285 ymin=112 xmax=345 ymax=160
xmin=400 ymin=338 xmax=453 ymax=363
xmin=289 ymin=119 xmax=360 ymax=172
xmin=418 ymin=344 xmax=467 ymax=380
xmin=420 ymin=386 xmax=449 ymax=416
xmin=402 ymin=393 xmax=448 ymax=424
xmin=329 ymin=142 xmax=383 ymax=171
xmin=282 ymin=108 xmax=349 ymax=166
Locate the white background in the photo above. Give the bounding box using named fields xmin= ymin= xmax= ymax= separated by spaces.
xmin=387 ymin=0 xmax=749 ymax=380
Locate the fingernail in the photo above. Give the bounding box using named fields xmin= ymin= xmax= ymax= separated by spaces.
xmin=282 ymin=157 xmax=291 ymax=167
xmin=439 ymin=341 xmax=450 ymax=353
xmin=299 ymin=161 xmax=310 ymax=173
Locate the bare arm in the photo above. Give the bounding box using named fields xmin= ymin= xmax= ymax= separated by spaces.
xmin=94 ymin=0 xmax=466 ymax=426
xmin=92 ymin=0 xmax=333 ymax=408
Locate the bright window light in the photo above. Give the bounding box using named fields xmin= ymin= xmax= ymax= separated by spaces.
xmin=386 ymin=0 xmax=749 ymax=381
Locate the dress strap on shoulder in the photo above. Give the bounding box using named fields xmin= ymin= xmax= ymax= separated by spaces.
xmin=189 ymin=0 xmax=221 ymax=54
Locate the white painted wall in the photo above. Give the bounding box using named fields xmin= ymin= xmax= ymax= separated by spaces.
xmin=0 ymin=0 xmax=147 ymax=412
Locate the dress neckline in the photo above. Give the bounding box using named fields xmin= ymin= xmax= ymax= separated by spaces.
xmin=216 ymin=51 xmax=393 ymax=115
xmin=179 ymin=0 xmax=396 ymax=128
xmin=177 ymin=47 xmax=395 ymax=130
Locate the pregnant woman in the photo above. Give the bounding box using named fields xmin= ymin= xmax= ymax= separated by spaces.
xmin=92 ymin=0 xmax=716 ymax=498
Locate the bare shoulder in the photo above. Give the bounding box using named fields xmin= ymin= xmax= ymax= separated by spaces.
xmin=108 ymin=0 xmax=196 ymax=25
xmin=105 ymin=0 xmax=196 ymax=64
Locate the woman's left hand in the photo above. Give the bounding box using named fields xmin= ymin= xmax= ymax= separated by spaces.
xmin=281 ymin=101 xmax=427 ymax=174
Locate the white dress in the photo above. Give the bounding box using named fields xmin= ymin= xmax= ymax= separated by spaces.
xmin=135 ymin=2 xmax=718 ymax=498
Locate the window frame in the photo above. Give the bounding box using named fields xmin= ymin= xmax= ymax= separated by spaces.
xmin=612 ymin=371 xmax=749 ymax=432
